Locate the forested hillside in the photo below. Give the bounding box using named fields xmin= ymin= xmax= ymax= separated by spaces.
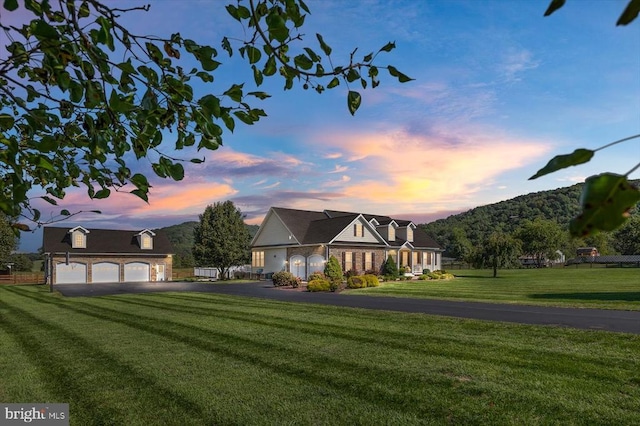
xmin=159 ymin=221 xmax=259 ymax=268
xmin=421 ymin=182 xmax=639 ymax=257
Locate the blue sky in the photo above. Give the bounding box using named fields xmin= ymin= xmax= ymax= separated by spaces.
xmin=11 ymin=0 xmax=640 ymax=251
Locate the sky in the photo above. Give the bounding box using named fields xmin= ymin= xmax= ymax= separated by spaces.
xmin=7 ymin=0 xmax=640 ymax=252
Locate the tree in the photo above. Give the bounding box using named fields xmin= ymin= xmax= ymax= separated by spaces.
xmin=612 ymin=215 xmax=640 ymax=255
xmin=0 ymin=213 xmax=18 ymax=265
xmin=515 ymin=218 xmax=565 ymax=267
xmin=447 ymin=227 xmax=474 ymax=261
xmin=323 ymin=255 xmax=343 ymax=289
xmin=192 ymin=201 xmax=250 ymax=280
xmin=8 ymin=253 xmax=33 ymax=272
xmin=0 ymin=0 xmax=411 ymax=228
xmin=472 ymin=232 xmax=521 ymax=278
xmin=382 ymin=255 xmax=399 ymax=280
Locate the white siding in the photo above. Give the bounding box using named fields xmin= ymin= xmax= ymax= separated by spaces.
xmin=253 ymin=213 xmax=296 ymax=246
xmin=264 ymin=248 xmax=287 ymax=274
xmin=335 ymin=219 xmax=379 ymax=243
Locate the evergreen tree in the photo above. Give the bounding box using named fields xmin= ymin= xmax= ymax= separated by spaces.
xmin=192 ymin=201 xmax=250 ymax=280
xmin=324 ymin=255 xmax=343 ymax=285
xmin=382 ymin=255 xmax=399 ymax=279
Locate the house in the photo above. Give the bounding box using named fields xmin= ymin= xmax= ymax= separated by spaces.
xmin=577 ymin=247 xmax=599 ymax=257
xmin=43 ymin=226 xmax=173 ymax=284
xmin=250 ymin=207 xmax=444 ymax=279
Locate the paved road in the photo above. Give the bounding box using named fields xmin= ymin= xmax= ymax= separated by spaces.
xmin=54 ymin=281 xmax=640 ymax=334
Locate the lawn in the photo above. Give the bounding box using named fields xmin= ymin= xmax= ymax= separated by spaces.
xmin=1 ymin=285 xmax=640 ymax=425
xmin=351 ymin=268 xmax=640 ymax=310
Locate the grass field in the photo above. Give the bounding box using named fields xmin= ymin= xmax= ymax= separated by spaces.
xmin=1 ymin=285 xmax=640 ymax=425
xmin=351 ymin=268 xmax=640 ymax=310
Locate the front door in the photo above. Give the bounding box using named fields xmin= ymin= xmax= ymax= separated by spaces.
xmin=156 ymin=264 xmax=165 ymax=281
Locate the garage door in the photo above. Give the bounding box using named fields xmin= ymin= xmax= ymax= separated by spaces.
xmin=56 ymin=262 xmax=87 ymax=284
xmin=124 ymin=262 xmax=150 ymax=282
xmin=92 ymin=262 xmax=120 ymax=283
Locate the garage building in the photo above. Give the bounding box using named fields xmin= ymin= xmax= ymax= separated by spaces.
xmin=43 ymin=226 xmax=174 ymax=284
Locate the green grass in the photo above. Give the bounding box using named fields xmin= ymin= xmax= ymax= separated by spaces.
xmin=1 ymin=285 xmax=640 ymax=425
xmin=351 ymin=268 xmax=640 ymax=310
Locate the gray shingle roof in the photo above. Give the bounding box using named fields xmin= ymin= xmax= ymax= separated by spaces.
xmin=270 ymin=207 xmax=442 ymax=249
xmin=43 ymin=227 xmax=173 ymax=254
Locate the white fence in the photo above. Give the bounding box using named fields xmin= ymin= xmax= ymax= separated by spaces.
xmin=193 ymin=265 xmax=252 ymax=280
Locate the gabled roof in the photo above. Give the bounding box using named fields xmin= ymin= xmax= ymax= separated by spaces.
xmin=255 ymin=207 xmax=442 ymax=250
xmin=43 ymin=227 xmax=173 ymax=254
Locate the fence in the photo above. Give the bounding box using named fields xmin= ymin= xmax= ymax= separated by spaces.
xmin=0 ymin=273 xmax=45 ymax=285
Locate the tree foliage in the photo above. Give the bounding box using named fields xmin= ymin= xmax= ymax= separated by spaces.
xmin=0 ymin=0 xmax=411 ymax=229
xmin=539 ymin=1 xmax=640 ymax=237
xmin=192 ymin=201 xmax=251 ymax=279
xmin=612 ymin=215 xmax=640 ymax=255
xmin=515 ymin=218 xmax=565 ymax=267
xmin=471 ymin=232 xmax=522 ymax=278
xmin=323 ymin=255 xmax=343 ymax=285
xmin=0 ymin=213 xmax=18 ymax=263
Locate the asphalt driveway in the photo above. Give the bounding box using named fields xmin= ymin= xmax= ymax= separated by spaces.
xmin=54 ymin=281 xmax=640 ymax=335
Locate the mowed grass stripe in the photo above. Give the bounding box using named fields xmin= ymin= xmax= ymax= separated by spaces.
xmin=1 ymin=285 xmax=640 ymax=424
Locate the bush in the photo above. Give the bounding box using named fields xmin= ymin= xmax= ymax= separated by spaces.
xmin=272 ymin=271 xmax=297 ymax=287
xmin=347 ymin=275 xmax=366 ymax=289
xmin=307 ymin=271 xmax=325 ymax=282
xmin=363 ymin=274 xmax=380 ymax=287
xmin=324 ymin=255 xmax=344 ymax=283
xmin=427 ymin=270 xmax=455 ymax=280
xmin=382 ymin=255 xmax=398 ymax=279
xmin=345 ymin=269 xmax=359 ymax=278
xmin=422 ymin=269 xmax=431 ymax=275
xmin=418 ymin=274 xmax=428 ymax=280
xmin=307 ymin=279 xmax=331 ymax=292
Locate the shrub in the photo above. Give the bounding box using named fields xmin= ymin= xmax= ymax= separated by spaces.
xmin=345 ymin=269 xmax=359 ymax=278
xmin=272 ymin=271 xmax=297 ymax=287
xmin=382 ymin=255 xmax=398 ymax=279
xmin=422 ymin=269 xmax=431 ymax=275
xmin=347 ymin=275 xmax=366 ymax=289
xmin=363 ymin=274 xmax=380 ymax=287
xmin=418 ymin=274 xmax=429 ymax=280
xmin=307 ymin=271 xmax=325 ymax=282
xmin=324 ymin=255 xmax=344 ymax=283
xmin=427 ymin=270 xmax=455 ymax=280
xmin=307 ymin=279 xmax=331 ymax=292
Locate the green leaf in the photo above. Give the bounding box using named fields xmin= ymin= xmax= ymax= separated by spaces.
xmin=544 ymin=0 xmax=566 ymax=17
xmin=4 ymin=0 xmax=18 ymax=11
xmin=379 ymin=41 xmax=396 ymax=52
xmin=0 ymin=114 xmax=14 ymax=131
xmin=130 ymin=189 xmax=149 ymax=203
xmin=252 ymin=65 xmax=263 ymax=86
xmin=130 ymin=173 xmax=149 ymax=191
xmin=569 ymin=173 xmax=640 ymax=237
xmin=363 ymin=52 xmax=373 ymax=62
xmin=316 ymin=33 xmax=332 ymax=56
xmin=69 ymin=81 xmax=84 ymax=103
xmin=529 ymin=149 xmax=594 ymax=180
xmin=247 ymin=91 xmax=271 ymax=100
xmin=169 ymin=163 xmax=184 ymax=180
xmin=327 ymin=77 xmax=340 ymax=89
xmin=190 ymin=158 xmax=205 ymax=164
xmin=41 ymin=196 xmax=58 ymax=205
xmin=78 ymin=1 xmax=90 ymax=18
xmin=94 ymin=188 xmax=111 ymax=199
xmin=223 ymin=84 xmax=244 ymax=102
xmin=31 ymin=20 xmax=58 ymax=39
xmin=246 ymin=45 xmax=261 ymax=64
xmin=387 ymin=66 xmax=414 ymax=83
xmin=617 ymin=0 xmax=640 ymax=25
xmin=36 ymin=157 xmax=56 ymax=172
xmin=263 ymin=55 xmax=277 ymax=76
xmin=60 ymin=209 xmax=71 ymax=216
xmin=266 ymin=11 xmax=289 ymax=43
xmin=294 ymin=54 xmax=313 ymax=70
xmin=347 ymin=91 xmax=361 ymax=116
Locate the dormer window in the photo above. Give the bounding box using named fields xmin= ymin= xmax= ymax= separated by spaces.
xmin=407 ymin=227 xmax=413 ymax=242
xmin=388 ymin=225 xmax=395 ymax=241
xmin=137 ymin=229 xmax=156 ymax=250
xmin=69 ymin=226 xmax=90 ymax=248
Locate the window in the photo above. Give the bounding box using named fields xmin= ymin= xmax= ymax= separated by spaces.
xmin=426 ymin=252 xmax=432 ymax=265
xmin=72 ymin=231 xmax=86 ymax=248
xmin=388 ymin=226 xmax=395 ymax=241
xmin=400 ymin=251 xmax=409 ymax=267
xmin=252 ymin=251 xmax=264 ymax=268
xmin=343 ymin=251 xmax=352 ymax=271
xmin=141 ymin=234 xmax=153 ymax=249
xmin=364 ymin=252 xmax=373 ymax=271
xmin=354 ymin=223 xmax=364 ymax=237
xmin=407 ymin=227 xmax=413 ymax=242
xmin=412 ymin=251 xmax=419 ymax=266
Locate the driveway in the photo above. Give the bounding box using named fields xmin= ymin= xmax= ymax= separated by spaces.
xmin=54 ymin=281 xmax=640 ymax=335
